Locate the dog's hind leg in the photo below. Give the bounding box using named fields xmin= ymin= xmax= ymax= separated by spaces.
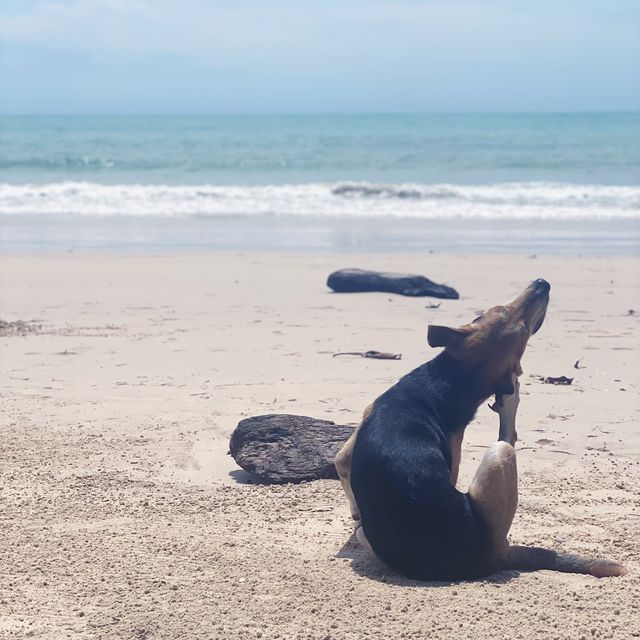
xmin=335 ymin=430 xmax=360 ymax=523
xmin=468 ymin=441 xmax=518 ymax=562
xmin=479 ymin=380 xmax=626 ymax=577
xmin=468 ymin=380 xmax=520 ymax=562
xmin=335 ymin=403 xmax=373 ymax=524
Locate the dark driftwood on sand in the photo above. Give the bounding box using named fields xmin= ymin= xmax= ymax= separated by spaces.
xmin=229 ymin=414 xmax=354 ymax=483
xmin=327 ymin=268 xmax=459 ymax=299
xmin=542 ymin=375 xmax=574 ymax=385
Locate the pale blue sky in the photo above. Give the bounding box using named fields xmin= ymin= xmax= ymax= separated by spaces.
xmin=1 ymin=0 xmax=639 ymax=114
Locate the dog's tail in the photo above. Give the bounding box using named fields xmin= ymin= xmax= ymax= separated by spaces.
xmin=504 ymin=545 xmax=627 ymax=578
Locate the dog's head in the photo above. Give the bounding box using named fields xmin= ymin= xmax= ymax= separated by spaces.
xmin=428 ymin=278 xmax=550 ymax=402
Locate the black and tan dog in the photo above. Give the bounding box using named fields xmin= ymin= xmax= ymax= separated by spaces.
xmin=336 ymin=279 xmax=627 ymax=581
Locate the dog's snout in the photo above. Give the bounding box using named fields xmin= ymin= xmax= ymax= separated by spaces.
xmin=533 ymin=278 xmax=550 ymax=294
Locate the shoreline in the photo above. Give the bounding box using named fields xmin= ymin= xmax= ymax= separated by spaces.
xmin=2 ymin=214 xmax=639 ymax=255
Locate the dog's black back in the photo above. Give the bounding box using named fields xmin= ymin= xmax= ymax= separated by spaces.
xmin=350 ymin=352 xmax=494 ymax=580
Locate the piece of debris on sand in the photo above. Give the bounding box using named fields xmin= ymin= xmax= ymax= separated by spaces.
xmin=0 ymin=319 xmax=41 ymax=336
xmin=332 ymin=350 xmax=401 ymax=360
xmin=229 ymin=414 xmax=353 ymax=483
xmin=539 ymin=375 xmax=574 ymax=385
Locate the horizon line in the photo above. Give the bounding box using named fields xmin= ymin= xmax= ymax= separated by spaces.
xmin=1 ymin=110 xmax=640 ymax=118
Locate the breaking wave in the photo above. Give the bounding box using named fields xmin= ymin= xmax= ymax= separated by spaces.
xmin=0 ymin=181 xmax=638 ymax=219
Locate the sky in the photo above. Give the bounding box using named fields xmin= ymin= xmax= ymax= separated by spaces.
xmin=1 ymin=0 xmax=639 ymax=114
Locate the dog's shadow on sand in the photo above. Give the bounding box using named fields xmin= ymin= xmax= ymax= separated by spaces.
xmin=336 ymin=531 xmax=519 ymax=587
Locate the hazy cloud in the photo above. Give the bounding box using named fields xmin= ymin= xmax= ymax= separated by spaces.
xmin=1 ymin=0 xmax=639 ymax=112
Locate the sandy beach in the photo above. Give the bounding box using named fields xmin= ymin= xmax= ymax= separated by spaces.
xmin=1 ymin=252 xmax=639 ymax=639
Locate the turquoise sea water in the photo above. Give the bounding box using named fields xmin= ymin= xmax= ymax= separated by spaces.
xmin=1 ymin=113 xmax=639 ymax=252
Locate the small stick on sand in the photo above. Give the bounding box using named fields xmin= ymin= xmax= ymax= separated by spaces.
xmin=333 ymin=350 xmax=402 ymax=360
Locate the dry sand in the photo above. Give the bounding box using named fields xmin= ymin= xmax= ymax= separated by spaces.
xmin=1 ymin=253 xmax=639 ymax=639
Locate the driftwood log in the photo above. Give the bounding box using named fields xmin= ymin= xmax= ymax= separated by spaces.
xmin=229 ymin=414 xmax=354 ymax=483
xmin=327 ymin=268 xmax=459 ymax=299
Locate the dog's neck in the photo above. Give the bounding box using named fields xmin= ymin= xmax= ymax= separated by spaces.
xmin=404 ymin=352 xmax=492 ymax=435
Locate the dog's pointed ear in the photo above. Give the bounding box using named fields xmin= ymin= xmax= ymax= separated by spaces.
xmin=427 ymin=325 xmax=468 ymax=349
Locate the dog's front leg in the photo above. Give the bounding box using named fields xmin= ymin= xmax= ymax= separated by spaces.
xmin=497 ymin=375 xmax=519 ymax=446
xmin=335 ymin=404 xmax=373 ymax=525
xmin=335 ymin=430 xmax=361 ymax=524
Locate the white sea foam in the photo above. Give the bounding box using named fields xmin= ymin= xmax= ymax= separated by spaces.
xmin=0 ymin=181 xmax=638 ymax=219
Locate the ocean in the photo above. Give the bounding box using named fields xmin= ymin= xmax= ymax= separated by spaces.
xmin=1 ymin=113 xmax=639 ymax=253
